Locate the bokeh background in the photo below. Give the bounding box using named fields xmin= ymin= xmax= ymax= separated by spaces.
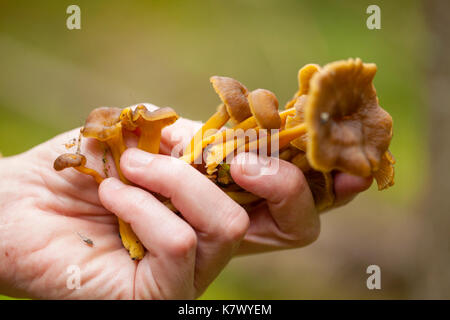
xmin=1 ymin=0 xmax=449 ymax=299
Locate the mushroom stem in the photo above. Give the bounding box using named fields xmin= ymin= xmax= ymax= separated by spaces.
xmin=183 ymin=104 xmax=230 ymax=157
xmin=204 ymin=123 xmax=307 ymax=174
xmin=239 ymin=123 xmax=307 ymax=158
xmin=182 ymin=108 xmax=296 ymax=165
xmin=75 ymin=167 xmax=105 ymax=184
xmin=117 ymin=219 xmax=144 ymax=261
xmin=275 ymin=123 xmax=307 ymax=150
xmin=138 ymin=124 xmax=163 ymax=154
xmin=105 ymin=132 xmax=129 ymax=184
xmin=205 ymin=129 xmax=261 ymax=175
xmin=105 ymin=129 xmax=144 ymax=261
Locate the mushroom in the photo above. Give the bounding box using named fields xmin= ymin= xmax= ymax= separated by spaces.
xmin=183 ymin=76 xmax=251 ymax=160
xmin=131 ymin=105 xmax=179 ymax=154
xmin=81 ymin=107 xmax=129 ymax=182
xmin=305 ymin=58 xmax=393 ymax=178
xmin=182 ymin=104 xmax=229 ymax=163
xmin=247 ymin=89 xmax=282 ymax=130
xmin=285 ymin=64 xmax=321 ymax=109
xmin=204 ymin=89 xmax=282 ymax=175
xmin=53 ymin=153 xmax=104 ymax=184
xmin=81 ymin=107 xmax=145 ymax=260
xmin=210 ymin=76 xmax=252 ymax=124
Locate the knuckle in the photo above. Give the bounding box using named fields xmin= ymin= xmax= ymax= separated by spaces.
xmin=165 ymin=227 xmax=197 ymax=256
xmin=288 ymin=217 xmax=321 ymax=247
xmin=283 ymin=167 xmax=308 ymax=199
xmin=222 ymin=205 xmax=250 ymax=243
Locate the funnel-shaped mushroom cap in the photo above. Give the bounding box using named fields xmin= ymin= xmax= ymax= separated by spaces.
xmin=54 ymin=153 xmax=86 ymax=171
xmin=132 ymin=105 xmax=178 ymax=126
xmin=305 ymin=58 xmax=393 ymax=177
xmin=247 ymin=89 xmax=281 ymax=129
xmin=81 ymin=107 xmax=122 ymax=141
xmin=210 ymin=76 xmax=251 ymax=123
xmin=285 ymin=95 xmax=308 ymax=151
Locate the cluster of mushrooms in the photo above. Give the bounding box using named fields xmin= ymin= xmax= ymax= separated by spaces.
xmin=54 ymin=58 xmax=395 ymax=261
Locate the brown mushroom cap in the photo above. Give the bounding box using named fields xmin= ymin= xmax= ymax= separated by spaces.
xmin=247 ymin=89 xmax=281 ymax=129
xmin=54 ymin=153 xmax=86 ymax=171
xmin=81 ymin=107 xmax=122 ymax=140
xmin=132 ymin=105 xmax=178 ymax=126
xmin=305 ymin=58 xmax=393 ymax=177
xmin=210 ymin=76 xmax=252 ymax=123
xmin=285 ymin=95 xmax=308 ymax=151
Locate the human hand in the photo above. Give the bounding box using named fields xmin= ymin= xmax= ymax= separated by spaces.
xmin=228 ymin=152 xmax=372 ymax=254
xmin=0 ymin=107 xmax=249 ymax=299
xmin=161 ymin=117 xmax=373 ymax=255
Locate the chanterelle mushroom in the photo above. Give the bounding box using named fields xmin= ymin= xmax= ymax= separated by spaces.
xmin=183 ymin=76 xmax=252 ymax=162
xmin=81 ymin=107 xmax=128 ymax=181
xmin=247 ymin=89 xmax=282 ymax=130
xmin=54 ymin=153 xmax=104 ymax=184
xmin=131 ymin=105 xmax=178 ymax=154
xmin=81 ymin=107 xmax=145 ymax=260
xmin=305 ymin=58 xmax=393 ymax=178
xmin=210 ymin=76 xmax=252 ymax=124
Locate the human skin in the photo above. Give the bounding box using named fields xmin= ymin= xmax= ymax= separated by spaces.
xmin=0 ymin=110 xmax=371 ymax=299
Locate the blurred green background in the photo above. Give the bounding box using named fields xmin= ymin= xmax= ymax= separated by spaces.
xmin=1 ymin=0 xmax=446 ymax=299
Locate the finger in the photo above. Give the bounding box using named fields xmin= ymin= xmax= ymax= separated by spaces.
xmin=98 ymin=177 xmax=197 ymax=298
xmin=160 ymin=118 xmax=203 ymax=156
xmin=333 ymin=172 xmax=373 ymax=207
xmin=230 ymin=152 xmax=320 ymax=248
xmin=120 ymin=148 xmax=249 ymax=292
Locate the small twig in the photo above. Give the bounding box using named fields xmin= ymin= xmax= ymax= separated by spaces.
xmin=77 ymin=232 xmax=94 ymax=247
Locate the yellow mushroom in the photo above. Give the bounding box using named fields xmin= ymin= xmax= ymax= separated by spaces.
xmin=131 ymin=105 xmax=179 ymax=154
xmin=81 ymin=107 xmax=145 ymax=260
xmin=53 ymin=153 xmax=104 ymax=184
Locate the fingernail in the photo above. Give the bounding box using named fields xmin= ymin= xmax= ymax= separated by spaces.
xmin=124 ymin=149 xmax=154 ymax=168
xmin=237 ymin=153 xmax=269 ymax=177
